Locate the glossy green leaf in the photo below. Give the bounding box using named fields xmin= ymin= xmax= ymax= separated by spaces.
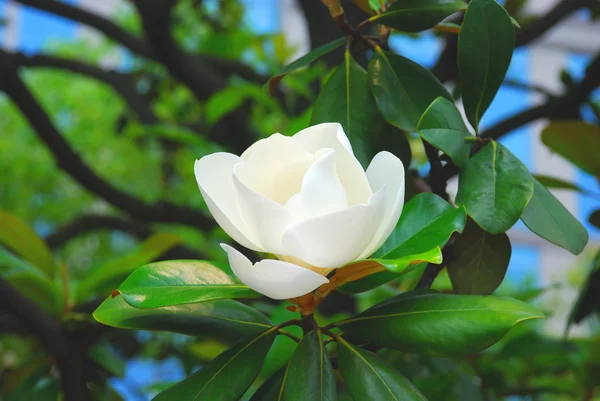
xmin=153 ymin=328 xmax=276 ymax=401
xmin=2 ymin=270 xmax=61 ymax=315
xmin=283 ymin=331 xmax=336 ymax=401
xmin=521 ymin=179 xmax=589 ymax=255
xmin=0 ymin=210 xmax=56 ymax=277
xmin=93 ymin=296 xmax=271 ymax=341
xmin=338 ymin=263 xmax=427 ymax=294
xmin=260 ymin=304 xmax=301 ymax=378
xmin=368 ymin=49 xmax=451 ymax=132
xmin=89 ymin=344 xmax=126 ymax=377
xmin=352 ymin=0 xmax=377 ymax=15
xmin=337 ymin=291 xmax=544 ymax=356
xmin=589 ymin=209 xmax=600 ymax=229
xmin=250 ymin=368 xmax=287 ymax=401
xmin=268 ymin=37 xmax=346 ymax=95
xmin=447 ymin=219 xmax=511 ymax=295
xmin=376 ymin=193 xmax=467 ymax=259
xmin=75 ymin=233 xmax=183 ymax=301
xmin=369 ymin=0 xmax=466 ymax=33
xmin=373 ymin=247 xmax=442 ymax=273
xmin=0 ymin=246 xmax=44 ymax=276
xmin=533 ymin=174 xmax=584 ymax=192
xmin=541 ymin=121 xmax=600 ymax=176
xmin=417 ymin=97 xmax=472 ymax=168
xmin=456 ymin=142 xmax=533 ymax=234
xmin=312 ymin=51 xmax=385 ymax=165
xmin=114 ymin=260 xmax=260 ymax=309
xmin=337 ymin=337 xmax=427 ymax=401
xmin=459 ymin=0 xmax=515 ymax=131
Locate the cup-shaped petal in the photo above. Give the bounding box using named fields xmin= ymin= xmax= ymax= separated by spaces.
xmin=221 ymin=244 xmax=329 ymax=299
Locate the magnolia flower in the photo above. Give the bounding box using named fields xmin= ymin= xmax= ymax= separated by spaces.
xmin=195 ymin=123 xmax=405 ymax=299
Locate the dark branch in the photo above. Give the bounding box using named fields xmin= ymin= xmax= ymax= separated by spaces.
xmin=44 ymin=213 xmax=208 ymax=260
xmin=12 ymin=0 xmax=268 ymax=87
xmin=432 ymin=0 xmax=599 ymax=83
xmin=0 ymin=55 xmax=214 ymax=230
xmin=515 ymin=0 xmax=600 ymax=47
xmin=441 ymin=53 xmax=600 ymax=181
xmin=132 ymin=0 xmax=256 ymax=153
xmin=45 ymin=214 xmax=151 ymax=249
xmin=8 ymin=51 xmax=157 ymax=124
xmin=0 ymin=278 xmax=90 ymax=401
xmin=13 ymin=0 xmax=153 ymax=58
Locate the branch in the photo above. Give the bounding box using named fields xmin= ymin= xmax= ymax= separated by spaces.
xmin=13 ymin=0 xmax=153 ymax=58
xmin=515 ymin=0 xmax=600 ymax=47
xmin=432 ymin=0 xmax=599 ymax=83
xmin=12 ymin=0 xmax=268 ymax=87
xmin=132 ymin=0 xmax=256 ymax=153
xmin=0 ymin=278 xmax=90 ymax=401
xmin=0 ymin=55 xmax=214 ymax=230
xmin=44 ymin=214 xmax=208 ymax=260
xmin=441 ymin=53 xmax=600 ymax=181
xmin=7 ymin=51 xmax=157 ymax=124
xmin=44 ymin=214 xmax=151 ymax=249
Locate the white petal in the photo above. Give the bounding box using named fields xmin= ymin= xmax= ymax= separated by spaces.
xmin=293 ymin=123 xmax=372 ymax=206
xmin=293 ymin=122 xmax=353 ymax=154
xmin=221 ymin=244 xmax=329 ymax=300
xmin=359 ymin=151 xmax=405 ymax=258
xmin=237 ymin=133 xmax=314 ymax=204
xmin=281 ymin=189 xmax=386 ymax=268
xmin=233 ymin=171 xmax=292 ymax=254
xmin=285 ymin=149 xmax=348 ymax=222
xmin=195 ymin=155 xmax=263 ymax=252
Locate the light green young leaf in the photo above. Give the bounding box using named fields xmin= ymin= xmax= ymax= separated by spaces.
xmin=75 ymin=233 xmax=183 ymax=301
xmin=0 ymin=210 xmax=56 ymax=277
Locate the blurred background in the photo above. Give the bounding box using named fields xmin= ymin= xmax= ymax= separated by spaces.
xmin=0 ymin=0 xmax=599 ymax=400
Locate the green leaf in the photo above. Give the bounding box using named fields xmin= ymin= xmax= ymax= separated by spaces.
xmin=337 ymin=291 xmax=544 ymax=356
xmin=338 ymin=263 xmax=427 ymax=294
xmin=312 ymin=51 xmax=385 ymax=165
xmin=417 ymin=97 xmax=472 ymax=168
xmin=2 ymin=270 xmax=61 ymax=315
xmin=369 ymin=0 xmax=466 ymax=33
xmin=75 ymin=233 xmax=183 ymax=301
xmin=337 ymin=337 xmax=427 ymax=401
xmin=373 ymin=247 xmax=443 ymax=273
xmin=368 ymin=49 xmax=451 ymax=132
xmin=249 ymin=368 xmax=287 ymax=401
xmin=541 ymin=121 xmax=600 ymax=176
xmin=114 ymin=260 xmax=260 ymax=309
xmin=93 ymin=296 xmax=271 ymax=341
xmin=0 ymin=246 xmax=44 ymax=276
xmin=89 ymin=344 xmax=126 ymax=377
xmin=153 ymin=328 xmax=277 ymax=401
xmin=0 ymin=210 xmax=56 ymax=277
xmin=268 ymin=37 xmax=346 ymax=95
xmin=456 ymin=142 xmax=533 ymax=234
xmin=376 ymin=193 xmax=467 ymax=259
xmin=589 ymin=209 xmax=600 ymax=229
xmin=458 ymin=0 xmax=515 ymax=131
xmin=205 ymin=86 xmax=249 ymax=125
xmin=521 ymin=179 xmax=589 ymax=255
xmin=447 ymin=219 xmax=511 ymax=295
xmin=282 ymin=331 xmax=336 ymax=401
xmin=532 ymin=174 xmax=584 ymax=192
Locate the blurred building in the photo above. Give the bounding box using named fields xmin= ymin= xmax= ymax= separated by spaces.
xmin=1 ymin=0 xmax=599 ymax=334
